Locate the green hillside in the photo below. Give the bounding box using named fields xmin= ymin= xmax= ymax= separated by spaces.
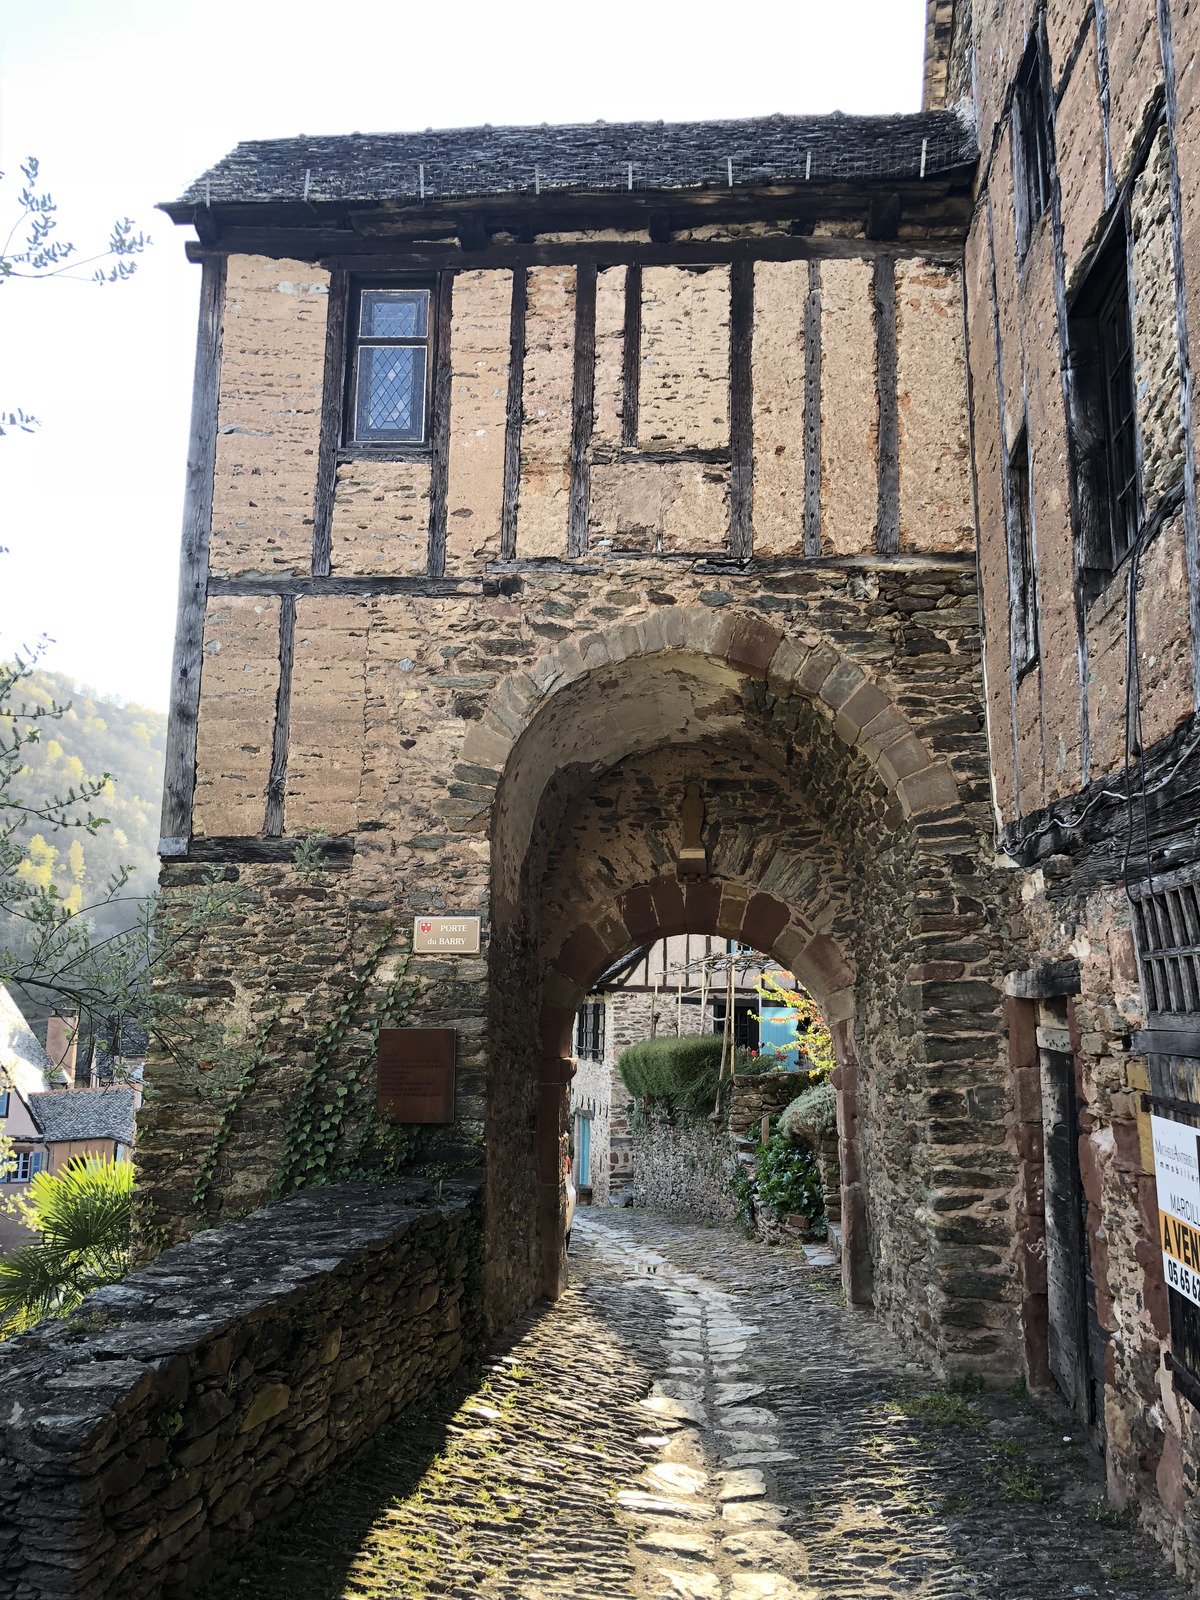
xmin=2 ymin=670 xmax=166 ymax=1013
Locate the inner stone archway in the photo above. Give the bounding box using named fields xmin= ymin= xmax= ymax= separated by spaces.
xmin=483 ymin=616 xmax=1018 ymax=1379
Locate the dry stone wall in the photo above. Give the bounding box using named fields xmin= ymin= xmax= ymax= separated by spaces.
xmin=0 ymin=1181 xmax=482 ymax=1600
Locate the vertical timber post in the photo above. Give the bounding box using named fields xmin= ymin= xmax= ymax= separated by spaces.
xmin=729 ymin=258 xmax=755 ymax=559
xmin=159 ymin=255 xmax=226 ymax=856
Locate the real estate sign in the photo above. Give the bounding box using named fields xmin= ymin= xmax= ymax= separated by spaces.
xmin=1152 ymin=1113 xmax=1200 ymax=1309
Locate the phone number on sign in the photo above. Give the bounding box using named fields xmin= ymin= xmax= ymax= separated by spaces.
xmin=1164 ymin=1252 xmax=1200 ymax=1308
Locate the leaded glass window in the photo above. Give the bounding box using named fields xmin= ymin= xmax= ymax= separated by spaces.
xmin=348 ymin=286 xmax=432 ymax=445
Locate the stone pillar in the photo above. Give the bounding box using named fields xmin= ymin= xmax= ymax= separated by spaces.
xmin=833 ymin=1020 xmax=873 ymax=1306
xmin=538 ymin=1055 xmax=574 ymax=1300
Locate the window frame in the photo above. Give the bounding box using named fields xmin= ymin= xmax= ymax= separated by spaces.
xmin=1007 ymin=424 xmax=1041 ymax=679
xmin=1068 ymin=219 xmax=1142 ymax=599
xmin=574 ymin=1110 xmax=592 ymax=1188
xmin=10 ymin=1149 xmax=45 ymax=1183
xmin=1012 ymin=34 xmax=1054 ymax=262
xmin=575 ymin=999 xmax=605 ymax=1063
xmin=0 ymin=1089 xmax=8 ymax=1119
xmin=342 ymin=278 xmax=438 ymax=453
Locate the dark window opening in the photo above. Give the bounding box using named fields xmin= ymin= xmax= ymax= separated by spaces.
xmin=1013 ymin=37 xmax=1053 ymax=259
xmin=346 ymin=283 xmax=434 ymax=446
xmin=1008 ymin=426 xmax=1040 ymax=677
xmin=1068 ymin=226 xmax=1140 ymax=595
xmin=1132 ymin=875 xmax=1200 ymax=1025
xmin=710 ymin=1001 xmax=759 ymax=1052
xmin=575 ymin=999 xmax=605 ymax=1063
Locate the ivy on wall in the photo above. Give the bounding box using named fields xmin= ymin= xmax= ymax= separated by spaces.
xmin=273 ymin=925 xmax=420 ymax=1196
xmin=192 ymin=1007 xmax=282 ymax=1215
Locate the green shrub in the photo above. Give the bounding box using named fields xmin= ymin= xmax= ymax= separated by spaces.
xmin=0 ymin=1155 xmax=133 ymax=1336
xmin=618 ymin=1035 xmax=758 ymax=1114
xmin=753 ymin=1134 xmax=824 ymax=1223
xmin=778 ymin=1079 xmax=837 ymax=1143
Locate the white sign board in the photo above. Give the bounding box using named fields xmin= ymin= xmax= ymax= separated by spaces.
xmin=413 ymin=916 xmax=481 ymax=954
xmin=1152 ymin=1113 xmax=1200 ymax=1309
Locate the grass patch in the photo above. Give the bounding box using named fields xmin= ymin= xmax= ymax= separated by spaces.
xmin=893 ymin=1389 xmax=983 ymax=1428
xmin=1091 ymin=1496 xmax=1126 ymax=1526
xmin=996 ymin=1461 xmax=1046 ymax=1502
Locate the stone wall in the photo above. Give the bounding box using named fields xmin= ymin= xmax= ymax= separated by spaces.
xmin=0 ymin=1180 xmax=482 ymax=1600
xmin=960 ymin=0 xmax=1200 ymax=1582
xmin=569 ymin=1052 xmax=611 ymax=1206
xmin=727 ymin=1070 xmax=809 ymax=1138
xmin=631 ymin=1108 xmax=739 ymax=1224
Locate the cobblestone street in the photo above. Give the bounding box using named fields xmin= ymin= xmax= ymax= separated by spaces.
xmin=222 ymin=1210 xmax=1189 ymax=1600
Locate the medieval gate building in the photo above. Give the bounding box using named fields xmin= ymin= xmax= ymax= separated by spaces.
xmin=116 ymin=0 xmax=1200 ymax=1582
xmin=147 ymin=106 xmax=1013 ymax=1360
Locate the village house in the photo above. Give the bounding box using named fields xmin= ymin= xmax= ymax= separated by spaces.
xmin=77 ymin=0 xmax=1199 ymax=1581
xmin=572 ymin=934 xmax=800 ymax=1205
xmin=0 ymin=988 xmax=137 ymax=1256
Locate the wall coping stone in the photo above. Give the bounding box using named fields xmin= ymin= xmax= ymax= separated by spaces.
xmin=0 ymin=1176 xmax=484 ymax=1600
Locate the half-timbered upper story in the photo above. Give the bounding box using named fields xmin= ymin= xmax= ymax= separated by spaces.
xmin=945 ymin=0 xmax=1200 ymax=852
xmin=157 ymin=112 xmax=981 ymax=849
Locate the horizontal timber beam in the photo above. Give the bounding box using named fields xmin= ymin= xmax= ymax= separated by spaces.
xmin=208 ymin=575 xmax=487 ymax=598
xmin=486 ymin=551 xmax=976 ymax=573
xmin=161 ymin=835 xmax=356 ymax=865
xmin=185 ymin=236 xmax=966 ymax=271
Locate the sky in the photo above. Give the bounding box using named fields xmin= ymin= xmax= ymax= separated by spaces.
xmin=0 ymin=0 xmax=928 ymax=711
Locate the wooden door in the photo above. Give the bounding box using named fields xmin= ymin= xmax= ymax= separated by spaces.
xmin=1040 ymin=1043 xmax=1095 ymax=1422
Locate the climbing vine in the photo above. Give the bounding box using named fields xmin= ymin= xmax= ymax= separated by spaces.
xmin=191 ymin=1007 xmax=282 ymax=1217
xmin=273 ymin=925 xmax=420 ymax=1196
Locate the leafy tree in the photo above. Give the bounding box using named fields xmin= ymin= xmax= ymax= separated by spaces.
xmin=2 ymin=156 xmax=149 ymax=435
xmin=0 ymin=646 xmax=242 ymax=1078
xmin=0 ymin=1154 xmax=133 ymax=1334
xmin=752 ymin=973 xmax=835 ymax=1076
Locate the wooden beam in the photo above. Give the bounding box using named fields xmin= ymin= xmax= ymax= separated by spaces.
xmin=621 ymin=263 xmax=642 ymax=449
xmin=208 ymin=575 xmax=484 ymax=597
xmin=178 ymin=835 xmax=356 ymax=865
xmin=159 ymin=256 xmax=226 ymax=857
xmin=592 ymin=445 xmax=728 ymax=466
xmin=187 ymin=235 xmax=968 ymax=271
xmin=804 ymin=259 xmax=822 ymax=558
xmin=485 ymin=550 xmax=975 ymax=575
xmin=874 ymin=254 xmax=900 ymax=555
xmin=311 ymin=271 xmax=349 ymax=578
xmin=568 ymin=263 xmax=597 ymax=558
xmin=188 ymin=216 xmax=979 ymax=272
xmin=500 ymin=267 xmax=527 ymax=560
xmin=729 ymin=258 xmax=754 ymax=559
xmin=426 ymin=269 xmax=455 ymax=577
xmin=263 ymin=594 xmax=296 ymax=838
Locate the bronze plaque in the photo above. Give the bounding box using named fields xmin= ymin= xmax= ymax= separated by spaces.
xmin=377 ymin=1028 xmax=456 ymax=1123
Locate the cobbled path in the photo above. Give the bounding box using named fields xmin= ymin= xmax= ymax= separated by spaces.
xmin=220 ymin=1209 xmax=1189 ymax=1600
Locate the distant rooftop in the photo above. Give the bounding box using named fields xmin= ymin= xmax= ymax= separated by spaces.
xmin=163 ymin=109 xmax=976 ymax=216
xmin=0 ymin=985 xmax=50 ymax=1101
xmin=30 ymin=1088 xmax=137 ymax=1147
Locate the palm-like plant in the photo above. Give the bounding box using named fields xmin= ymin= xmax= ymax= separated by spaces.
xmin=0 ymin=1154 xmax=133 ymax=1335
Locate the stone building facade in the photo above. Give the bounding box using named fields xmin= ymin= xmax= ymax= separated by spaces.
xmin=934 ymin=0 xmax=1200 ymax=1576
xmin=572 ymin=933 xmax=776 ymax=1206
xmin=139 ymin=0 xmax=1200 ymax=1579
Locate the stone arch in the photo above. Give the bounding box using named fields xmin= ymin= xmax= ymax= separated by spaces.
xmin=480 ymin=611 xmax=1014 ymax=1379
xmin=463 ymin=605 xmax=966 ymax=927
xmin=526 ymin=874 xmax=871 ymax=1311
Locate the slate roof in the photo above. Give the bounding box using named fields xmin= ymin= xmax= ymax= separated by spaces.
xmin=29 ymin=1089 xmax=137 ymax=1147
xmin=164 ymin=109 xmax=976 ymax=214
